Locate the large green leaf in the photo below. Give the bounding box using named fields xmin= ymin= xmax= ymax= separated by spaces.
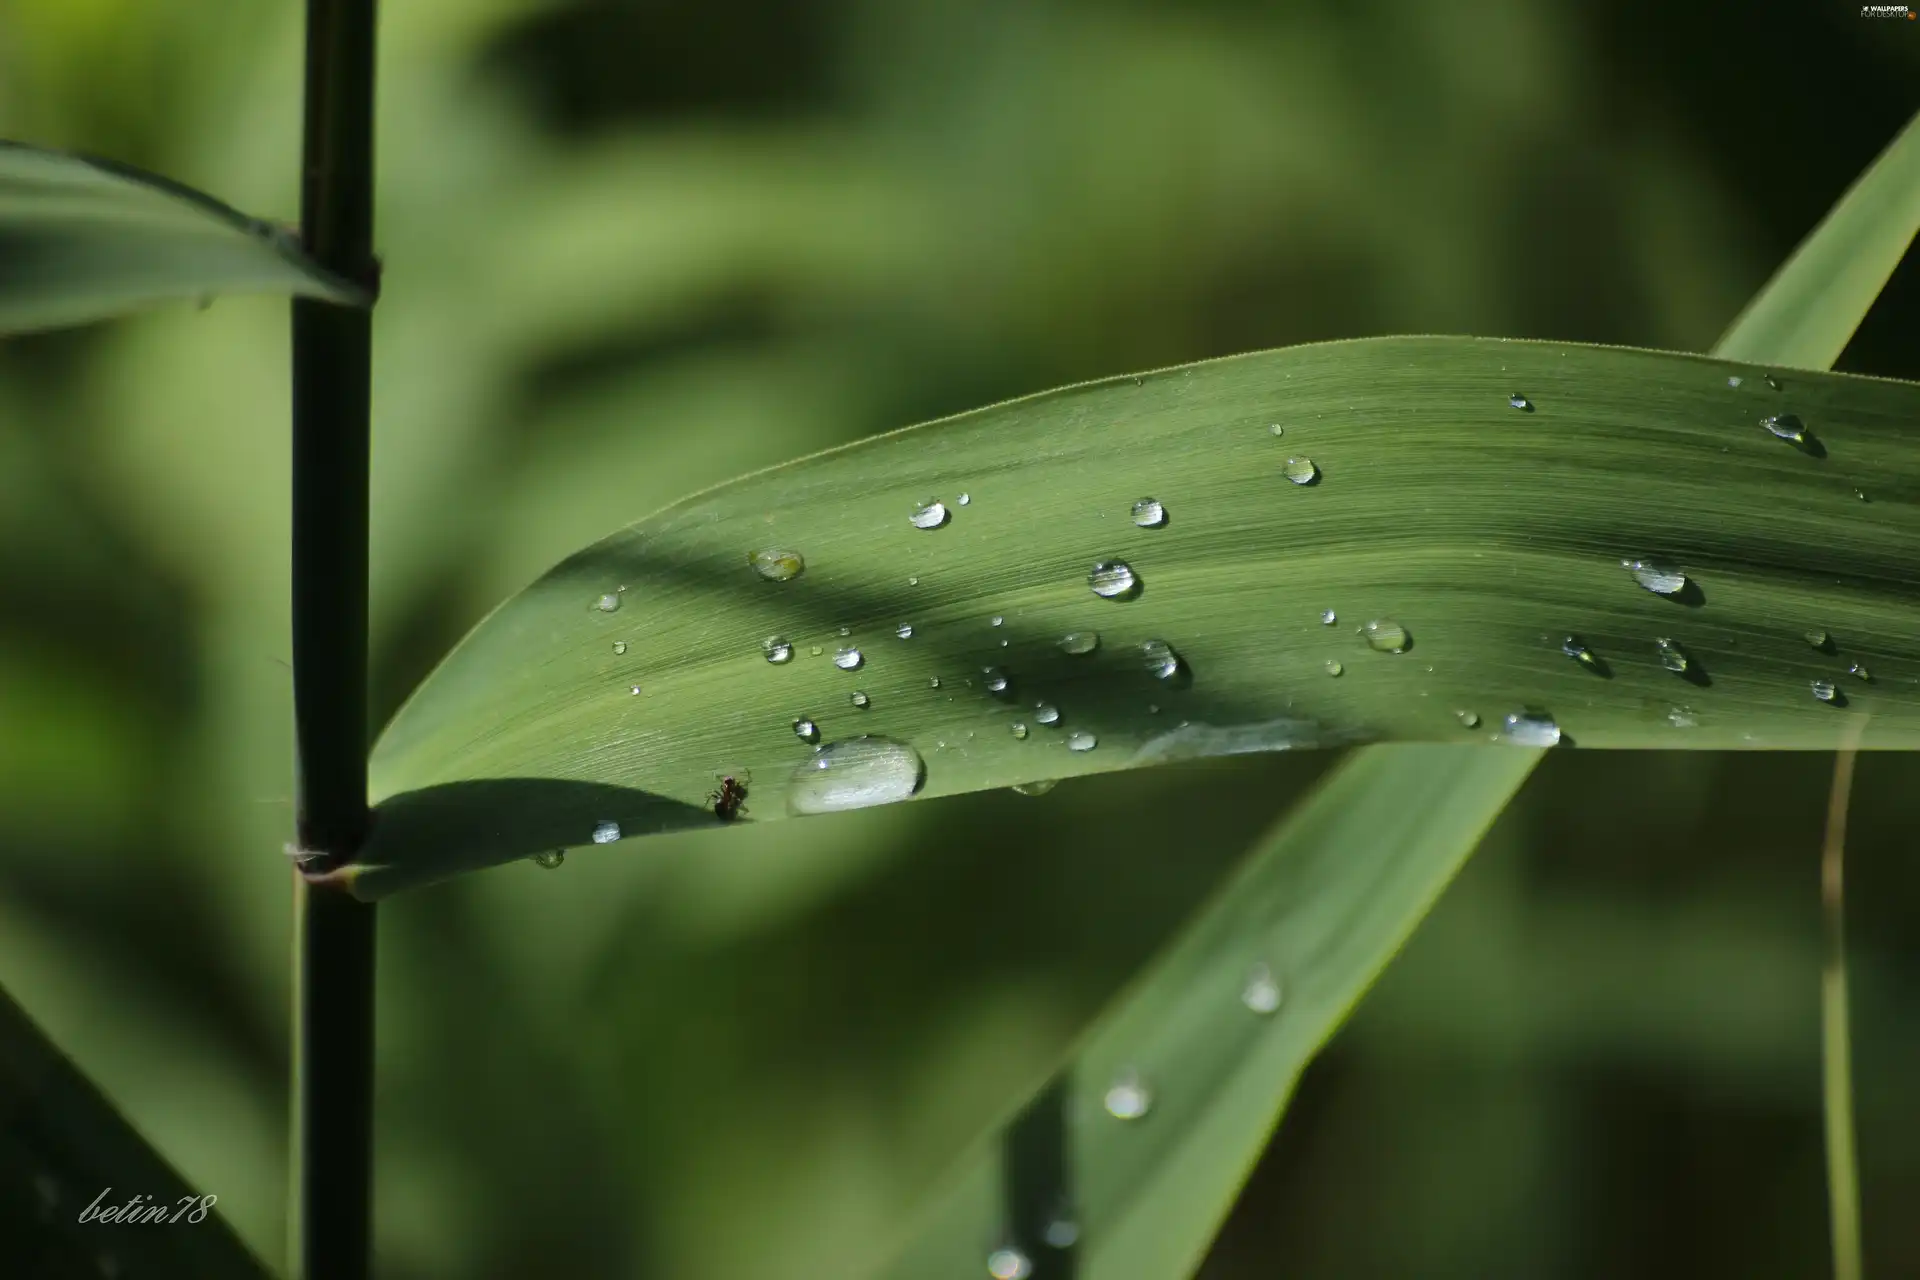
xmin=871 ymin=746 xmax=1539 ymax=1280
xmin=0 ymin=985 xmax=271 ymax=1280
xmin=354 ymin=338 xmax=1920 ymax=897
xmin=0 ymin=141 xmax=367 ymax=333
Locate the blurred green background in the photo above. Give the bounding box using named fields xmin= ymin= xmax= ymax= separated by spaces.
xmin=1 ymin=0 xmax=1917 ymax=1275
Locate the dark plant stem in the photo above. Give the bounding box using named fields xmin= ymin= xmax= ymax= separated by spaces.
xmin=1820 ymin=743 xmax=1863 ymax=1280
xmin=290 ymin=1 xmax=379 ymax=1278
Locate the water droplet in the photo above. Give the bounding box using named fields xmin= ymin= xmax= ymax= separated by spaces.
xmin=983 ymin=667 xmax=1011 ymax=694
xmin=1761 ymin=413 xmax=1808 ymax=445
xmin=910 ymin=499 xmax=949 ymax=530
xmin=1131 ymin=497 xmax=1167 ymax=528
xmin=1502 ymin=709 xmax=1561 ymax=747
xmin=1727 ymin=375 xmax=1743 ymax=388
xmin=1282 ymin=456 xmax=1318 ymax=485
xmin=1812 ymin=679 xmax=1840 ymax=704
xmin=1059 ymin=631 xmax=1100 ymax=655
xmin=591 ymin=821 xmax=621 ymax=845
xmin=1067 ymin=730 xmax=1098 ymax=752
xmin=957 ymin=492 xmax=971 ymax=506
xmin=986 ymin=1247 xmax=1032 ymax=1280
xmin=837 ymin=626 xmax=851 ymax=638
xmin=1034 ymin=703 xmax=1061 ymax=726
xmin=612 ymin=641 xmax=628 ymax=654
xmin=834 ymin=646 xmax=864 ymax=671
xmin=531 ymin=849 xmax=565 ymax=869
xmin=929 ymin=677 xmax=942 ymax=689
xmin=1765 ymin=374 xmax=1781 ymax=391
xmin=1011 ymin=779 xmax=1057 ymax=796
xmin=1622 ymin=558 xmax=1687 ymax=596
xmin=1562 ymin=635 xmax=1601 ymax=670
xmin=1806 ymin=629 xmax=1833 ymax=652
xmin=1455 ymin=709 xmax=1481 ymax=729
xmin=629 ymin=685 xmax=643 ymax=696
xmin=1668 ymin=705 xmax=1698 ymax=728
xmin=1241 ymin=963 xmax=1283 ymax=1014
xmin=1103 ymin=1069 xmax=1152 ymax=1120
xmin=908 ymin=576 xmax=920 ymax=586
xmin=1654 ymin=637 xmax=1691 ymax=673
xmin=787 ymin=737 xmax=927 ymax=814
xmin=850 ymin=691 xmax=871 ymax=708
xmin=1140 ymin=639 xmax=1180 ymax=680
xmin=1320 ymin=608 xmax=1337 ymax=626
xmin=748 ymin=548 xmax=805 ymax=581
xmin=895 ymin=623 xmax=914 ymax=640
xmin=1850 ymin=662 xmax=1873 ymax=682
xmin=1855 ymin=488 xmax=1870 ymax=502
xmin=1010 ymin=722 xmax=1029 ymax=739
xmin=593 ymin=592 xmax=622 ymax=613
xmin=1360 ymin=619 xmax=1410 ymax=653
xmin=990 ymin=615 xmax=1004 ymax=627
xmin=1043 ymin=1216 xmax=1080 ymax=1249
xmin=1089 ymin=560 xmax=1139 ymax=599
xmin=1324 ymin=659 xmax=1343 ymax=677
xmin=1268 ymin=423 xmax=1285 ymax=437
xmin=1510 ymin=393 xmax=1533 ymax=412
xmin=793 ymin=717 xmax=821 ymax=744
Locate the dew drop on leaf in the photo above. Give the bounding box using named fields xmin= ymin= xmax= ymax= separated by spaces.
xmin=593 ymin=592 xmax=621 ymax=613
xmin=850 ymin=691 xmax=870 ymax=709
xmin=1067 ymin=730 xmax=1098 ymax=752
xmin=793 ymin=717 xmax=821 ymax=744
xmin=1088 ymin=560 xmax=1138 ymax=599
xmin=1320 ymin=608 xmax=1337 ymax=626
xmin=1059 ymin=631 xmax=1100 ymax=655
xmin=1141 ymin=639 xmax=1180 ymax=680
xmin=1324 ymin=659 xmax=1343 ymax=677
xmin=1509 ymin=393 xmax=1533 ymax=412
xmin=1241 ymin=963 xmax=1283 ymax=1014
xmin=1011 ymin=778 xmax=1057 ymax=796
xmin=986 ymin=1248 xmax=1032 ymax=1280
xmin=1761 ymin=413 xmax=1808 ymax=445
xmin=909 ymin=499 xmax=949 ymax=530
xmin=590 ymin=821 xmax=620 ymax=845
xmin=531 ymin=850 xmax=565 ymax=869
xmin=1503 ymin=708 xmax=1561 ymax=746
xmin=1010 ymin=722 xmax=1029 ymax=739
xmin=1812 ymin=680 xmax=1840 ymax=704
xmin=834 ymin=646 xmax=864 ymax=671
xmin=787 ymin=737 xmax=926 ymax=814
xmin=1455 ymin=709 xmax=1480 ymax=728
xmin=1131 ymin=497 xmax=1166 ymax=528
xmin=1034 ymin=703 xmax=1061 ymax=726
xmin=747 ymin=548 xmax=805 ymax=581
xmin=1654 ymin=637 xmax=1691 ymax=674
xmin=1361 ymin=619 xmax=1410 ymax=653
xmin=761 ymin=636 xmax=793 ymax=664
xmin=1103 ymin=1069 xmax=1152 ymax=1120
xmin=612 ymin=641 xmax=627 ymax=654
xmin=1282 ymin=456 xmax=1318 ymax=485
xmin=1622 ymin=558 xmax=1687 ymax=596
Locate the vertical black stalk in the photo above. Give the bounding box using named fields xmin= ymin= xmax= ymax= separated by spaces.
xmin=290 ymin=2 xmax=379 ymax=1279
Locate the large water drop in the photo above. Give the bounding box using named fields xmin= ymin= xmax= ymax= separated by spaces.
xmin=1089 ymin=560 xmax=1139 ymax=599
xmin=1361 ymin=619 xmax=1410 ymax=653
xmin=1131 ymin=497 xmax=1167 ymax=528
xmin=748 ymin=548 xmax=805 ymax=582
xmin=1059 ymin=631 xmax=1100 ymax=655
xmin=787 ymin=737 xmax=927 ymax=814
xmin=910 ymin=499 xmax=949 ymax=530
xmin=1502 ymin=709 xmax=1561 ymax=747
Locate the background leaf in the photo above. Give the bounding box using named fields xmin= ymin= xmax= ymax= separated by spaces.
xmin=0 ymin=140 xmax=366 ymax=333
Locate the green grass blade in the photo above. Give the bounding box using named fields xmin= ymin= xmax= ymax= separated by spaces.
xmin=0 ymin=985 xmax=272 ymax=1279
xmin=355 ymin=336 xmax=1920 ymax=897
xmin=0 ymin=141 xmax=369 ymax=333
xmin=1712 ymin=107 xmax=1920 ymax=370
xmin=870 ymin=745 xmax=1540 ymax=1280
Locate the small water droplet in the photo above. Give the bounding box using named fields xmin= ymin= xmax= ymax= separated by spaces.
xmin=1455 ymin=709 xmax=1481 ymax=729
xmin=1850 ymin=662 xmax=1873 ymax=683
xmin=1089 ymin=560 xmax=1139 ymax=599
xmin=895 ymin=622 xmax=914 ymax=640
xmin=1727 ymin=375 xmax=1743 ymax=388
xmin=1043 ymin=1216 xmax=1080 ymax=1249
xmin=983 ymin=667 xmax=1011 ymax=694
xmin=1765 ymin=374 xmax=1781 ymax=391
xmin=929 ymin=677 xmax=942 ymax=689
xmin=1282 ymin=456 xmax=1318 ymax=485
xmin=1320 ymin=608 xmax=1337 ymax=626
xmin=1067 ymin=730 xmax=1098 ymax=752
xmin=990 ymin=615 xmax=1004 ymax=627
xmin=1034 ymin=703 xmax=1061 ymax=726
xmin=850 ymin=691 xmax=871 ymax=708
xmin=1812 ymin=679 xmax=1840 ymax=704
xmin=1268 ymin=423 xmax=1285 ymax=437
xmin=1762 ymin=413 xmax=1808 ymax=445
xmin=986 ymin=1247 xmax=1032 ymax=1280
xmin=1360 ymin=619 xmax=1410 ymax=653
xmin=1059 ymin=631 xmax=1100 ymax=655
xmin=1509 ymin=393 xmax=1533 ymax=412
xmin=787 ymin=736 xmax=927 ymax=814
xmin=1561 ymin=635 xmax=1602 ymax=670
xmin=629 ymin=685 xmax=643 ymax=695
xmin=834 ymin=646 xmax=864 ymax=671
xmin=591 ymin=821 xmax=621 ymax=845
xmin=531 ymin=849 xmax=565 ymax=869
xmin=1668 ymin=704 xmax=1698 ymax=728
xmin=1622 ymin=558 xmax=1687 ymax=596
xmin=1805 ymin=629 xmax=1833 ymax=652
xmin=1241 ymin=963 xmax=1283 ymax=1014
xmin=910 ymin=499 xmax=949 ymax=530
xmin=793 ymin=717 xmax=821 ymax=744
xmin=1131 ymin=497 xmax=1167 ymax=528
xmin=1654 ymin=637 xmax=1691 ymax=673
xmin=810 ymin=645 xmax=824 ymax=657
xmin=1103 ymin=1069 xmax=1152 ymax=1120
xmin=612 ymin=641 xmax=628 ymax=654
xmin=908 ymin=575 xmax=920 ymax=586
xmin=593 ymin=592 xmax=622 ymax=613
xmin=1012 ymin=779 xmax=1057 ymax=796
xmin=1010 ymin=722 xmax=1029 ymax=739
xmin=748 ymin=548 xmax=805 ymax=581
xmin=1502 ymin=708 xmax=1561 ymax=747
xmin=1140 ymin=639 xmax=1180 ymax=680
xmin=957 ymin=492 xmax=971 ymax=506
xmin=1324 ymin=659 xmax=1343 ymax=677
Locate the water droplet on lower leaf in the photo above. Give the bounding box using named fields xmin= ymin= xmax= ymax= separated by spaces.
xmin=986 ymin=1247 xmax=1032 ymax=1280
xmin=1561 ymin=635 xmax=1601 ymax=671
xmin=957 ymin=492 xmax=971 ymax=506
xmin=1043 ymin=1216 xmax=1079 ymax=1249
xmin=1806 ymin=630 xmax=1834 ymax=652
xmin=983 ymin=667 xmax=1011 ymax=694
xmin=593 ymin=592 xmax=622 ymax=613
xmin=1320 ymin=608 xmax=1337 ymax=626
xmin=1241 ymin=963 xmax=1283 ymax=1014
xmin=1727 ymin=375 xmax=1743 ymax=388
xmin=1066 ymin=730 xmax=1098 ymax=752
xmin=1140 ymin=639 xmax=1180 ymax=679
xmin=910 ymin=499 xmax=949 ymax=530
xmin=1622 ymin=558 xmax=1687 ymax=596
xmin=1282 ymin=456 xmax=1318 ymax=485
xmin=1034 ymin=703 xmax=1061 ymax=725
xmin=1761 ymin=413 xmax=1808 ymax=445
xmin=1455 ymin=709 xmax=1480 ymax=729
xmin=748 ymin=548 xmax=805 ymax=581
xmin=531 ymin=850 xmax=565 ymax=869
xmin=1089 ymin=560 xmax=1139 ymax=599
xmin=1010 ymin=722 xmax=1029 ymax=739
xmin=612 ymin=641 xmax=628 ymax=654
xmin=1502 ymin=708 xmax=1561 ymax=746
xmin=850 ymin=691 xmax=870 ymax=708
xmin=1268 ymin=423 xmax=1285 ymax=437
xmin=1103 ymin=1069 xmax=1152 ymax=1120
xmin=793 ymin=717 xmax=821 ymax=744
xmin=1011 ymin=778 xmax=1057 ymax=796
xmin=1059 ymin=631 xmax=1100 ymax=655
xmin=834 ymin=646 xmax=864 ymax=671
xmin=1131 ymin=497 xmax=1167 ymax=528
xmin=1849 ymin=662 xmax=1873 ymax=682
xmin=1812 ymin=680 xmax=1840 ymax=704
xmin=1654 ymin=637 xmax=1691 ymax=673
xmin=787 ymin=736 xmax=927 ymax=814
xmin=1361 ymin=619 xmax=1410 ymax=653
xmin=1509 ymin=393 xmax=1533 ymax=412
xmin=591 ymin=821 xmax=621 ymax=844
xmin=762 ymin=636 xmax=793 ymax=664
xmin=895 ymin=622 xmax=914 ymax=639
xmin=1324 ymin=659 xmax=1343 ymax=677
